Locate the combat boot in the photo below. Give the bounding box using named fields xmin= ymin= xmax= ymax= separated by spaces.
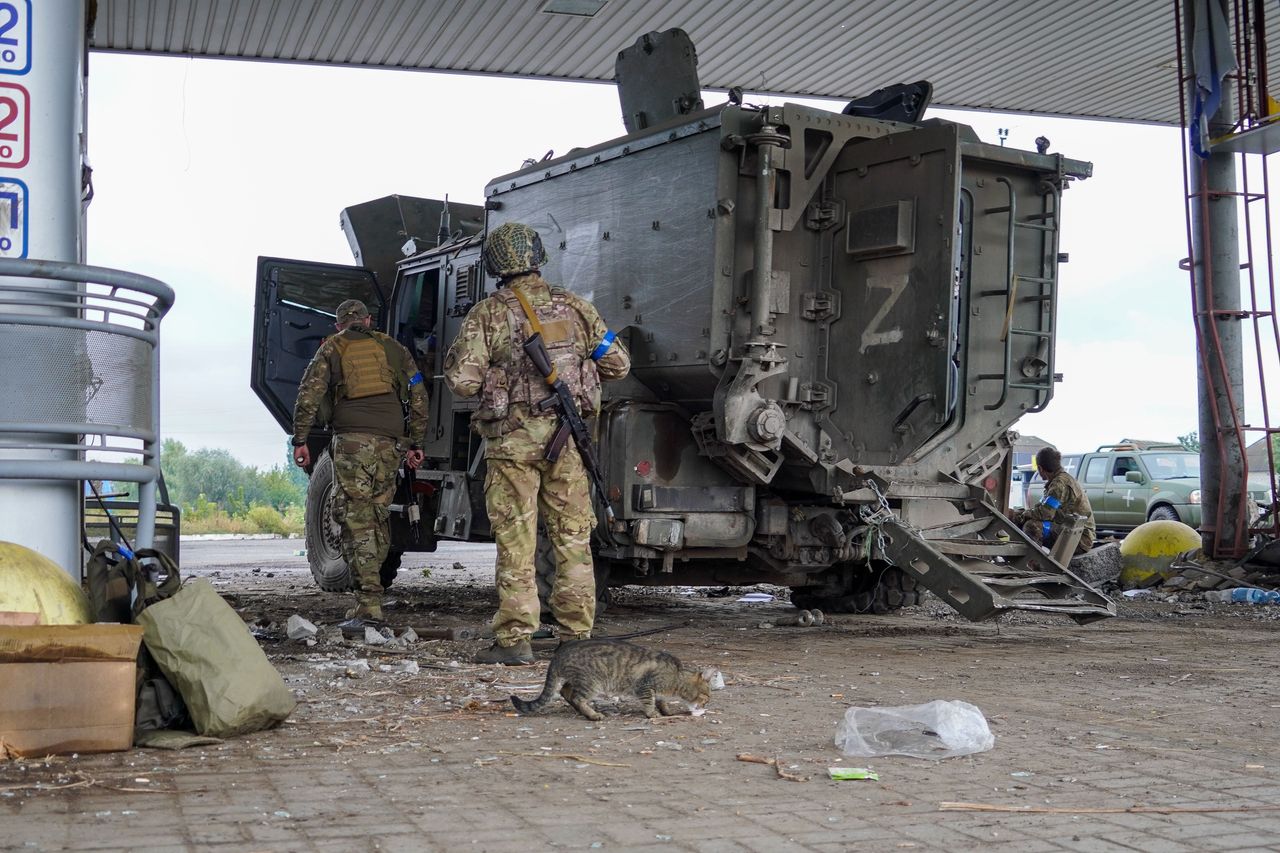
xmin=339 ymin=600 xmax=386 ymax=639
xmin=474 ymin=639 xmax=534 ymax=665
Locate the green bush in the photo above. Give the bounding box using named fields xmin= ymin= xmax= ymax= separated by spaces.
xmin=245 ymin=504 xmax=289 ymax=535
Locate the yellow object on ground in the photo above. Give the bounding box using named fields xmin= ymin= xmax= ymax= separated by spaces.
xmin=0 ymin=541 xmax=92 ymax=625
xmin=1118 ymin=520 xmax=1202 ymax=589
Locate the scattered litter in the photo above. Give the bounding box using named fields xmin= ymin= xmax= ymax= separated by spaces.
xmin=273 ymin=810 xmax=291 ymax=819
xmin=835 ymin=700 xmax=994 ymax=759
xmin=655 ymin=835 xmax=672 ymax=842
xmin=497 ymin=750 xmax=630 ymax=767
xmin=1010 ymin=771 xmax=1033 ymax=778
xmin=827 ymin=767 xmax=879 ymax=781
xmin=736 ymin=593 xmax=774 ymax=603
xmin=292 ymin=549 xmax=307 ymax=557
xmin=452 ymin=562 xmax=466 ymax=571
xmin=707 ymin=670 xmax=725 ymax=691
xmin=736 ymin=753 xmax=808 ymax=782
xmin=1121 ymin=590 xmax=1153 ymax=600
xmin=363 ymin=627 xmax=389 ymax=646
xmin=690 ymin=707 xmax=707 ymax=717
xmin=399 ymin=628 xmax=419 ymax=644
xmin=390 ymin=660 xmax=419 ymax=675
xmin=285 ymin=615 xmax=318 ymax=641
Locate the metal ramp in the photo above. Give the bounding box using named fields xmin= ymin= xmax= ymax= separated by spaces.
xmin=877 ymin=510 xmax=1115 ymax=625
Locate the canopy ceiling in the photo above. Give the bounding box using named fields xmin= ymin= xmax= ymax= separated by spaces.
xmin=90 ymin=0 xmax=1271 ymax=125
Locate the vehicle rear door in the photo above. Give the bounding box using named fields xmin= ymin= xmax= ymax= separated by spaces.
xmin=251 ymin=257 xmax=385 ymax=433
xmin=1080 ymin=455 xmax=1111 ymax=527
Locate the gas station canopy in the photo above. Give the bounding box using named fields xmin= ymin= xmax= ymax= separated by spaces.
xmin=90 ymin=0 xmax=1264 ymax=125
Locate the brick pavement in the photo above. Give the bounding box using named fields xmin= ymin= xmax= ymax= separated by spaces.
xmin=4 ymin=567 xmax=1280 ymax=851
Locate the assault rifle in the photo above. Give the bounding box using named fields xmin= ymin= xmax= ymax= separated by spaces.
xmin=522 ymin=332 xmax=617 ymax=539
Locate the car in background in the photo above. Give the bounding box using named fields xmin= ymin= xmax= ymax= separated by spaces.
xmin=1026 ymin=443 xmax=1274 ymax=533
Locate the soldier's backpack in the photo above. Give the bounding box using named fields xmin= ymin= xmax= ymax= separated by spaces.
xmin=83 ymin=541 xmax=190 ymax=734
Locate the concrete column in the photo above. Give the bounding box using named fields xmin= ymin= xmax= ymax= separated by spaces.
xmin=0 ymin=1 xmax=88 ymax=576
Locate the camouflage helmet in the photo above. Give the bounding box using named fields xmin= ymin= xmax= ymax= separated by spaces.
xmin=483 ymin=222 xmax=548 ymax=278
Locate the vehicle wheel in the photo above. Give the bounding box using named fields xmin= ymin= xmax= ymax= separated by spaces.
xmin=789 ymin=565 xmax=921 ymax=614
xmin=1148 ymin=505 xmax=1180 ymax=523
xmin=535 ymin=531 xmax=610 ymax=619
xmin=303 ymin=452 xmax=400 ymax=593
xmin=304 ymin=450 xmax=354 ymax=592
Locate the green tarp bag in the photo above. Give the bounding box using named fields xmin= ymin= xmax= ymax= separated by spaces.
xmin=136 ymin=578 xmax=296 ymax=738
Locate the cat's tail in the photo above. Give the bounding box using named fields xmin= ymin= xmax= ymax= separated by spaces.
xmin=510 ymin=678 xmax=562 ymax=715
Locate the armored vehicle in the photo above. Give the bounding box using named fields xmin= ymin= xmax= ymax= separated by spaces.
xmin=252 ymin=30 xmax=1113 ymax=623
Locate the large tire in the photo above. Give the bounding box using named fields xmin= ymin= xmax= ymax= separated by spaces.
xmin=303 ymin=450 xmax=398 ymax=593
xmin=1148 ymin=505 xmax=1180 ymax=523
xmin=790 ymin=565 xmax=921 ymax=614
xmin=535 ymin=531 xmax=610 ymax=619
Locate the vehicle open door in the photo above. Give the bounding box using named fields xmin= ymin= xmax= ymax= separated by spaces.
xmin=251 ymin=257 xmax=385 ymax=433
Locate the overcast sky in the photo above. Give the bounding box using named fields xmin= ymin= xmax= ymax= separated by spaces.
xmin=86 ymin=52 xmax=1224 ymax=472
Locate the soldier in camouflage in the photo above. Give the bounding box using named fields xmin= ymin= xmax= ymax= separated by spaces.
xmin=292 ymin=299 xmax=429 ymax=637
xmin=444 ymin=222 xmax=630 ymax=665
xmin=1010 ymin=446 xmax=1096 ymax=555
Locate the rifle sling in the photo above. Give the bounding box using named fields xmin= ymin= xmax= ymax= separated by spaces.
xmin=510 ymin=287 xmax=560 ymax=385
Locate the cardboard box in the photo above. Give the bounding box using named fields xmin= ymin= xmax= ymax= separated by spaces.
xmin=0 ymin=624 xmax=142 ymax=756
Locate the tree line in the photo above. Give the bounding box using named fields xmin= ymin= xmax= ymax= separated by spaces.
xmin=101 ymin=440 xmax=310 ymax=535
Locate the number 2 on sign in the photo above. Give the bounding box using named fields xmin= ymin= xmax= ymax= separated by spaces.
xmin=0 ymin=2 xmax=29 ymax=75
xmin=0 ymin=84 xmax=26 ymax=166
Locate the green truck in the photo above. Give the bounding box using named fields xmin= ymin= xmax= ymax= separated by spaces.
xmin=1026 ymin=443 xmax=1273 ymax=532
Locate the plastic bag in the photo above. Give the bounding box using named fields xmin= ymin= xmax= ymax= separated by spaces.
xmin=835 ymin=700 xmax=994 ymax=759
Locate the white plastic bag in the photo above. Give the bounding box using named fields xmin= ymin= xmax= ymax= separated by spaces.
xmin=835 ymin=700 xmax=994 ymax=759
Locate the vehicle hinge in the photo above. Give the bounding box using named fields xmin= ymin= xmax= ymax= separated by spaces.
xmin=801 ymin=291 xmax=835 ymax=321
xmin=804 ymin=200 xmax=840 ymax=231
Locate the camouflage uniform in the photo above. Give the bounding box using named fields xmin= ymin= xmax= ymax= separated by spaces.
xmin=444 ymin=231 xmax=629 ymax=648
xmin=293 ymin=307 xmax=428 ymax=619
xmin=1013 ymin=469 xmax=1095 ymax=554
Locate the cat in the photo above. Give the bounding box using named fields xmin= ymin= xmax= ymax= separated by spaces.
xmin=510 ymin=639 xmax=714 ymax=721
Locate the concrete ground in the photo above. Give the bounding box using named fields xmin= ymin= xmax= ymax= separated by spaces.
xmin=3 ymin=539 xmax=1280 ymax=852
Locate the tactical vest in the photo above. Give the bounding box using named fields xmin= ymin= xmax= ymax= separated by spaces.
xmin=331 ymin=333 xmax=398 ymax=400
xmin=473 ymin=286 xmax=601 ymax=435
xmin=315 ymin=331 xmax=408 ymax=427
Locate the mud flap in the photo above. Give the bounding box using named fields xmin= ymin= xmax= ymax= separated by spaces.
xmin=876 ymin=516 xmax=1115 ymax=625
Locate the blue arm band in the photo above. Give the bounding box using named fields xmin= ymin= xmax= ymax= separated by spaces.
xmin=1042 ymin=520 xmax=1052 ymax=544
xmin=591 ymin=330 xmax=617 ymax=361
xmin=117 ymin=544 xmax=134 ymax=560
xmin=1042 ymin=495 xmax=1061 ymax=510
xmin=408 ymin=372 xmax=424 ymax=386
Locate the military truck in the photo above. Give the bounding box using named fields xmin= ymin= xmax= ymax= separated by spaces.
xmin=251 ymin=29 xmax=1113 ymax=623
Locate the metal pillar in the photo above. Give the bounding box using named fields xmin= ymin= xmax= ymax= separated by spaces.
xmin=1185 ymin=0 xmax=1249 ymax=558
xmin=0 ymin=1 xmax=90 ymax=576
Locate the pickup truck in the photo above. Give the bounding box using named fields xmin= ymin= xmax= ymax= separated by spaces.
xmin=1026 ymin=444 xmax=1273 ymax=533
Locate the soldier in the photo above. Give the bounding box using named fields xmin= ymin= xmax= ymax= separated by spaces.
xmin=1010 ymin=446 xmax=1095 ymax=554
xmin=444 ymin=222 xmax=630 ymax=665
xmin=292 ymin=299 xmax=428 ymax=636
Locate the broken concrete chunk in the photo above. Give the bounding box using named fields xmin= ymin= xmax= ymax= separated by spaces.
xmin=286 ymin=614 xmax=318 ymax=641
xmin=363 ymin=627 xmax=389 ymax=646
xmin=399 ymin=628 xmax=419 ymax=644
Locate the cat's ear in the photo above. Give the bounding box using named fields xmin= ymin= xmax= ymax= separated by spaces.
xmin=700 ymin=666 xmax=723 ymax=687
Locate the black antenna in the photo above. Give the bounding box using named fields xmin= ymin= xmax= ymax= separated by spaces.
xmin=437 ymin=194 xmax=451 ymax=247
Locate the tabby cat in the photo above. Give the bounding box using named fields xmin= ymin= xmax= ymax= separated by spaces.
xmin=510 ymin=639 xmax=714 ymax=721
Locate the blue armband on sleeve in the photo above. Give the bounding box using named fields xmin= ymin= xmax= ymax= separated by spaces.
xmin=408 ymin=372 xmax=423 ymax=386
xmin=1041 ymin=520 xmax=1052 ymax=544
xmin=591 ymin=330 xmax=617 ymax=361
xmin=1042 ymin=495 xmax=1061 ymax=510
xmin=117 ymin=543 xmax=135 ymax=560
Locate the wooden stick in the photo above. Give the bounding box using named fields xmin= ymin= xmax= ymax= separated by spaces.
xmin=736 ymin=752 xmax=808 ymax=782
